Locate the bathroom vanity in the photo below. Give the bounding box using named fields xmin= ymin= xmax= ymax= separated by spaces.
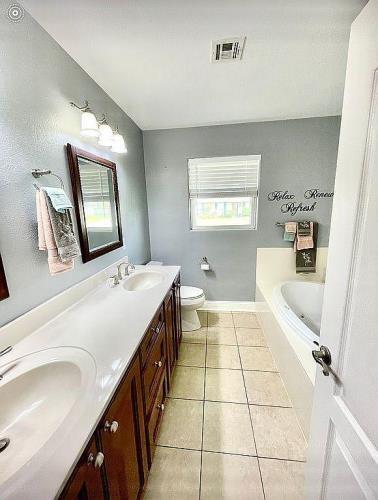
xmin=0 ymin=264 xmax=181 ymax=500
xmin=61 ymin=274 xmax=182 ymax=499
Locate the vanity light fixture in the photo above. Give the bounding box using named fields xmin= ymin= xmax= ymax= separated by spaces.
xmin=70 ymin=100 xmax=99 ymax=137
xmin=69 ymin=101 xmax=127 ymax=154
xmin=98 ymin=115 xmax=114 ymax=147
xmin=111 ymin=127 xmax=128 ymax=154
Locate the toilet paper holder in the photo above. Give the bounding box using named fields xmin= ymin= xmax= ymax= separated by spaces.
xmin=200 ymin=257 xmax=210 ymax=271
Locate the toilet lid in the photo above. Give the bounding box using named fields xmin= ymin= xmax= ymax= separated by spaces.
xmin=181 ymin=286 xmax=204 ymax=299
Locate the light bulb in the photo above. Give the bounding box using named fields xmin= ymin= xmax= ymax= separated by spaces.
xmin=80 ymin=111 xmax=99 ymax=137
xmin=111 ymin=132 xmax=128 ymax=154
xmin=98 ymin=123 xmax=114 ymax=147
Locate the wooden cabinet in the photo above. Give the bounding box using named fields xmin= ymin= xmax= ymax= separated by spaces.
xmin=60 ymin=437 xmax=105 ymax=500
xmin=164 ymin=289 xmax=176 ymax=386
xmin=99 ymin=354 xmax=148 ymax=500
xmin=173 ymin=275 xmax=182 ymax=355
xmin=61 ymin=273 xmax=180 ymax=500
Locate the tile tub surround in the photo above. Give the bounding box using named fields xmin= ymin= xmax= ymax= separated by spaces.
xmin=0 ymin=264 xmax=180 ymax=499
xmin=144 ymin=311 xmax=307 ymax=499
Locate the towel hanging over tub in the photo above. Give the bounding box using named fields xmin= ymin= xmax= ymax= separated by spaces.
xmin=296 ymin=222 xmax=318 ymax=273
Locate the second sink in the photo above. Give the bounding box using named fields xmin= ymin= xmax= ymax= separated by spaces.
xmin=123 ymin=270 xmax=164 ymax=291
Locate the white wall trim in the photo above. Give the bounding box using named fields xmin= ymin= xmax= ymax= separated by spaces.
xmin=200 ymin=300 xmax=269 ymax=312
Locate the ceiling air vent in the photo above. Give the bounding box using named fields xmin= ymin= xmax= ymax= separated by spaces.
xmin=211 ymin=37 xmax=246 ymax=63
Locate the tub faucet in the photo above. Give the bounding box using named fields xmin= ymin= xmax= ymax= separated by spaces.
xmin=117 ymin=262 xmax=135 ymax=280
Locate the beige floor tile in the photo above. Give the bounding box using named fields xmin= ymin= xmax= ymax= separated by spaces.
xmin=182 ymin=327 xmax=207 ymax=344
xmin=208 ymin=312 xmax=234 ymax=327
xmin=198 ymin=310 xmax=208 ymax=327
xmin=201 ymin=452 xmax=264 ymax=500
xmin=244 ymin=371 xmax=291 ymax=407
xmin=207 ymin=326 xmax=237 ymax=345
xmin=205 ymin=368 xmax=246 ymax=403
xmin=158 ymin=399 xmax=203 ymax=449
xmin=250 ymin=406 xmax=307 ymax=461
xmin=203 ymin=402 xmax=256 ymax=455
xmin=169 ymin=366 xmax=205 ymax=400
xmin=236 ymin=327 xmax=267 ymax=347
xmin=259 ymin=458 xmax=305 ymax=500
xmin=144 ymin=446 xmax=201 ymax=500
xmin=239 ymin=346 xmax=277 ymax=371
xmin=232 ymin=312 xmax=260 ymax=328
xmin=206 ymin=345 xmax=241 ymax=369
xmin=178 ymin=343 xmax=206 ymax=367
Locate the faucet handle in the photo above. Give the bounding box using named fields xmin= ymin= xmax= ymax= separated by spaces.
xmin=109 ymin=274 xmax=121 ymax=287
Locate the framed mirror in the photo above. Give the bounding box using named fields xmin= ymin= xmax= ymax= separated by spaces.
xmin=0 ymin=253 xmax=9 ymax=301
xmin=67 ymin=144 xmax=123 ymax=263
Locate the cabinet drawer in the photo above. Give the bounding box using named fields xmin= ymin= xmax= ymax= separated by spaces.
xmin=143 ymin=324 xmax=166 ymax=412
xmin=140 ymin=305 xmax=164 ymax=366
xmin=147 ymin=373 xmax=167 ymax=464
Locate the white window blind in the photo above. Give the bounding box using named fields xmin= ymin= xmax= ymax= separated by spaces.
xmin=188 ymin=155 xmax=260 ymax=199
xmin=188 ymin=155 xmax=261 ymax=230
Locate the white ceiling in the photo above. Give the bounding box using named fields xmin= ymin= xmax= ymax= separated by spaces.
xmin=23 ymin=0 xmax=367 ymax=130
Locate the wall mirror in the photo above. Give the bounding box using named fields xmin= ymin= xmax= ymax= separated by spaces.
xmin=0 ymin=254 xmax=9 ymax=301
xmin=67 ymin=144 xmax=123 ymax=262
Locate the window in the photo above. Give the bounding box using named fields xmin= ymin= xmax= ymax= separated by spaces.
xmin=188 ymin=155 xmax=261 ymax=230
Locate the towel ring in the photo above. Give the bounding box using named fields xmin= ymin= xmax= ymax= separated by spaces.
xmin=32 ymin=169 xmax=64 ymax=191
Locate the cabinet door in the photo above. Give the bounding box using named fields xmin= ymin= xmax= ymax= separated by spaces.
xmin=164 ymin=289 xmax=176 ymax=385
xmin=60 ymin=437 xmax=105 ymax=500
xmin=99 ymin=354 xmax=148 ymax=500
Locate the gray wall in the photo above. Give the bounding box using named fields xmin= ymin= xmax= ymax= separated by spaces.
xmin=143 ymin=117 xmax=340 ymax=301
xmin=0 ymin=9 xmax=150 ymax=327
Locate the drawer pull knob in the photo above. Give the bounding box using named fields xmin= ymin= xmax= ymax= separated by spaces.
xmin=153 ymin=326 xmax=160 ymax=334
xmin=88 ymin=452 xmax=105 ymax=469
xmin=154 ymin=360 xmax=163 ymax=368
xmin=104 ymin=420 xmax=119 ymax=433
xmin=157 ymin=403 xmax=165 ymax=411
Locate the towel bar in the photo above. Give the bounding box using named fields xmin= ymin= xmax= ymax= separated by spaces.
xmin=32 ymin=169 xmax=65 ymax=190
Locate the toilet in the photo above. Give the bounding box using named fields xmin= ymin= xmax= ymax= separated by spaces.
xmin=180 ymin=286 xmax=206 ymax=331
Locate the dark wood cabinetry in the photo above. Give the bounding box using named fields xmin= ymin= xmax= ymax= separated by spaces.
xmin=60 ymin=437 xmax=105 ymax=500
xmin=60 ymin=273 xmax=182 ymax=500
xmin=99 ymin=354 xmax=148 ymax=500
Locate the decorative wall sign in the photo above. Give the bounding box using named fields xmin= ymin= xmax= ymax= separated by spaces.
xmin=267 ymin=187 xmax=334 ymax=214
xmin=304 ymin=189 xmax=334 ymax=199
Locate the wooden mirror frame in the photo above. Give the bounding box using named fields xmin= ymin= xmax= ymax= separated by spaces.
xmin=0 ymin=254 xmax=9 ymax=301
xmin=67 ymin=144 xmax=123 ymax=263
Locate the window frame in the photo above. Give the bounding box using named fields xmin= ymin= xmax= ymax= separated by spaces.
xmin=187 ymin=155 xmax=261 ymax=232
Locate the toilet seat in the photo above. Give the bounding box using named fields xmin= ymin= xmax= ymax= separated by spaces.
xmin=181 ymin=286 xmax=204 ymax=300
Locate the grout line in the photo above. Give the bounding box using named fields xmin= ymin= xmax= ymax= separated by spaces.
xmin=156 ymin=444 xmax=307 ymax=464
xmin=167 ymin=395 xmax=292 ymax=409
xmin=198 ymin=323 xmax=208 ymax=500
xmin=234 ymin=317 xmax=266 ymax=500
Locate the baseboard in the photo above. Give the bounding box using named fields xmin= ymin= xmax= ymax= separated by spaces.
xmin=200 ymin=300 xmax=269 ymax=312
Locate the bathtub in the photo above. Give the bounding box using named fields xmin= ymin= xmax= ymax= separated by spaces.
xmin=273 ymin=281 xmax=324 ymax=346
xmin=256 ymin=280 xmax=324 ymax=438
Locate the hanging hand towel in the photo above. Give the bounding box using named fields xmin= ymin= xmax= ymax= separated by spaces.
xmin=284 ymin=222 xmax=297 ymax=242
xmin=36 ymin=190 xmax=74 ymax=275
xmin=42 ymin=186 xmax=73 ymax=213
xmin=296 ymin=221 xmax=314 ymax=251
xmin=42 ymin=188 xmax=80 ymax=262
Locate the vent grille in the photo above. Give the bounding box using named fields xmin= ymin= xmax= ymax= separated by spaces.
xmin=211 ymin=37 xmax=246 ymax=63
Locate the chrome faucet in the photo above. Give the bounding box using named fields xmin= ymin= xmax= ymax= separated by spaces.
xmin=117 ymin=262 xmax=135 ymax=280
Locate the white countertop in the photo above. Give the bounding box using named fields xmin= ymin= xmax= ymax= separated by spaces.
xmin=0 ymin=264 xmax=180 ymax=499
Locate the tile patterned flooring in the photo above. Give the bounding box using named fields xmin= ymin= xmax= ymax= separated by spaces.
xmin=144 ymin=311 xmax=307 ymax=500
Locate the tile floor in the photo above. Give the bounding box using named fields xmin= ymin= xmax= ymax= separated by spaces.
xmin=144 ymin=311 xmax=307 ymax=500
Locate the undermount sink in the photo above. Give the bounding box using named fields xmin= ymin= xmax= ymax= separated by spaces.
xmin=123 ymin=270 xmax=164 ymax=291
xmin=0 ymin=347 xmax=96 ymax=485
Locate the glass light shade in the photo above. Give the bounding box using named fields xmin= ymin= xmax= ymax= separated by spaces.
xmin=111 ymin=132 xmax=128 ymax=154
xmin=80 ymin=111 xmax=99 ymax=137
xmin=98 ymin=123 xmax=114 ymax=146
